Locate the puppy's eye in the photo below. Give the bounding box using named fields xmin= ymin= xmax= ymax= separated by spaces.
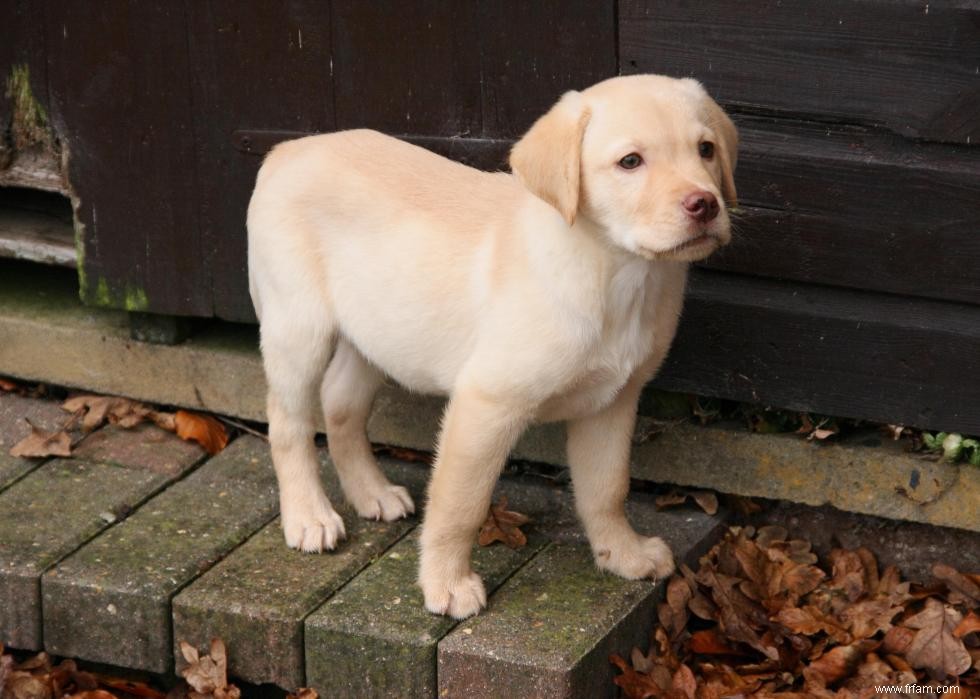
xmin=618 ymin=153 xmax=643 ymax=170
xmin=699 ymin=141 xmax=715 ymax=159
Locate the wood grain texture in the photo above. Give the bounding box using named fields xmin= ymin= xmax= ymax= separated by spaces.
xmin=45 ymin=1 xmax=206 ymax=316
xmin=703 ymin=117 xmax=980 ymax=304
xmin=187 ymin=0 xmax=334 ymax=321
xmin=620 ymin=0 xmax=980 ymax=144
xmin=653 ymin=269 xmax=980 ymax=434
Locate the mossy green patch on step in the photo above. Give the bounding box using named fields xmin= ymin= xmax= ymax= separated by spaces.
xmin=437 ymin=543 xmax=660 ymax=699
xmin=305 ymin=529 xmax=546 ymax=698
xmin=41 ymin=435 xmax=277 ymax=672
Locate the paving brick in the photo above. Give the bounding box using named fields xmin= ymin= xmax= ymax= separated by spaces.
xmin=0 ymin=392 xmax=72 ymax=491
xmin=0 ymin=424 xmax=203 ymax=650
xmin=72 ymin=423 xmax=205 ymax=474
xmin=172 ymin=456 xmax=428 ymax=689
xmin=42 ymin=435 xmax=277 ymax=672
xmin=437 ymin=509 xmax=726 ymax=699
xmin=305 ymin=529 xmax=546 ymax=698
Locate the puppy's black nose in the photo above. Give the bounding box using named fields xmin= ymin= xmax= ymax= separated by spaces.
xmin=682 ymin=191 xmax=719 ymax=223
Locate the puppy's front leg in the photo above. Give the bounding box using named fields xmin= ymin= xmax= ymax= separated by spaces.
xmin=567 ymin=382 xmax=675 ymax=581
xmin=419 ymin=387 xmax=531 ymax=618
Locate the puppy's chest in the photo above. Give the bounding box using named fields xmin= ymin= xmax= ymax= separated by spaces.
xmin=540 ymin=266 xmax=664 ymax=421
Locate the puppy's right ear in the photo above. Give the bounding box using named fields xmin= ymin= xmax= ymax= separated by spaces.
xmin=509 ymin=91 xmax=590 ymax=226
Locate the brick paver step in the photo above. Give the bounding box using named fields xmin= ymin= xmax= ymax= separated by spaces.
xmin=304 ymin=528 xmax=547 ymax=699
xmin=0 ymin=391 xmax=74 ymax=491
xmin=437 ymin=507 xmax=726 ymax=699
xmin=172 ymin=455 xmax=429 ymax=689
xmin=0 ymin=423 xmax=203 ymax=649
xmin=41 ymin=435 xmax=278 ymax=672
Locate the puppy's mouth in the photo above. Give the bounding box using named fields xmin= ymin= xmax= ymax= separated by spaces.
xmin=638 ymin=231 xmax=722 ymax=261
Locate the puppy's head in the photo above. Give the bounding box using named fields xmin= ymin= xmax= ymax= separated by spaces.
xmin=510 ymin=75 xmax=738 ymax=262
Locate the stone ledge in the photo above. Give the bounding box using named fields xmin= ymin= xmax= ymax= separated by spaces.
xmin=2 ymin=263 xmax=976 ymax=533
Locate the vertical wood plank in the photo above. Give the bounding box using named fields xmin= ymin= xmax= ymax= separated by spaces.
xmin=44 ymin=1 xmax=207 ymax=316
xmin=187 ymin=0 xmax=334 ymax=322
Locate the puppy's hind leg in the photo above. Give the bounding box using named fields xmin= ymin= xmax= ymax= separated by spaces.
xmin=321 ymin=339 xmax=415 ymax=521
xmin=262 ymin=314 xmax=346 ymax=553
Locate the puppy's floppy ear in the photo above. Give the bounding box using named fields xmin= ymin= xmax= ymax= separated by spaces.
xmin=701 ymin=95 xmax=739 ymax=208
xmin=509 ymin=91 xmax=590 ymax=226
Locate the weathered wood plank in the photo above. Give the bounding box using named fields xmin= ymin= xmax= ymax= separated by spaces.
xmin=44 ymin=2 xmax=205 ymax=316
xmin=653 ymin=269 xmax=980 ymax=434
xmin=704 ymin=117 xmax=980 ymax=304
xmin=475 ymin=1 xmax=617 ymax=138
xmin=331 ymin=1 xmax=483 ymax=136
xmin=186 ymin=0 xmax=335 ymax=322
xmin=620 ymin=0 xmax=980 ymax=144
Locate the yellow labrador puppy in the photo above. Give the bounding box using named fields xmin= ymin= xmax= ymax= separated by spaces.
xmin=247 ymin=74 xmax=737 ymax=618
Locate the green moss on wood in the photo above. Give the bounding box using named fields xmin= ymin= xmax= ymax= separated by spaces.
xmin=5 ymin=64 xmax=56 ymax=152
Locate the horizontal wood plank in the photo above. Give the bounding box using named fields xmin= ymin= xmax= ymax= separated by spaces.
xmin=706 ymin=117 xmax=980 ymax=304
xmin=619 ymin=0 xmax=980 ymax=144
xmin=653 ymin=269 xmax=980 ymax=434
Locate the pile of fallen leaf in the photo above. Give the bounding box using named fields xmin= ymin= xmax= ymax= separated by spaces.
xmin=4 ymin=386 xmax=229 ymax=458
xmin=0 ymin=639 xmax=316 ymax=699
xmin=611 ymin=526 xmax=980 ymax=697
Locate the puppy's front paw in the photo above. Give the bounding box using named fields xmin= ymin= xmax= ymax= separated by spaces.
xmin=348 ymin=483 xmax=415 ymax=522
xmin=281 ymin=494 xmax=347 ymax=553
xmin=420 ymin=569 xmax=487 ymax=619
xmin=594 ymin=533 xmax=675 ymax=581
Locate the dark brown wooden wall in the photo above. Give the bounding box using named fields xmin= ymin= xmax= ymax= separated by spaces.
xmin=1 ymin=1 xmax=979 ymax=433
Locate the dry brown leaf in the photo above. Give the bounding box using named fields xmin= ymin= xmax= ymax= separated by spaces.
xmin=0 ymin=378 xmax=20 ymax=392
xmin=477 ymin=497 xmax=529 ymax=549
xmin=671 ymin=663 xmax=697 ymax=699
xmin=881 ymin=625 xmax=915 ymax=655
xmin=179 ymin=638 xmax=240 ymax=699
xmin=659 ymin=576 xmax=691 ymax=640
xmin=903 ymin=598 xmax=973 ymax=679
xmin=655 ymin=492 xmax=688 ymax=510
xmin=5 ymin=674 xmax=53 ymax=699
xmin=372 ymin=445 xmax=432 ymax=464
xmin=610 ymin=653 xmax=664 ymax=699
xmin=839 ymin=598 xmax=902 ymax=639
xmin=62 ymin=395 xmax=153 ymax=433
xmin=775 ymin=606 xmax=851 ymax=644
xmin=285 ymin=690 xmax=318 ymax=699
xmin=696 ymin=565 xmax=779 ymax=661
xmin=954 ymin=610 xmax=980 ymax=639
xmin=691 ymin=491 xmax=718 ymax=515
xmin=688 ymin=628 xmax=748 ymax=656
xmin=806 ymin=640 xmax=875 ymax=685
xmin=67 ymin=692 xmax=117 ymax=699
xmin=9 ymin=419 xmax=72 ymax=458
xmin=174 ymin=411 xmax=229 ymax=455
xmin=932 ymin=562 xmax=980 ymax=605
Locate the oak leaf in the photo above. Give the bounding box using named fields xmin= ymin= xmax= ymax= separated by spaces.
xmin=62 ymin=395 xmax=153 ymax=432
xmin=903 ymin=598 xmax=972 ymax=679
xmin=174 ymin=411 xmax=229 ymax=455
xmin=932 ymin=562 xmax=980 ymax=605
xmin=610 ymin=653 xmax=664 ymax=699
xmin=478 ymin=497 xmax=529 ymax=549
xmin=954 ymin=610 xmax=980 ymax=639
xmin=179 ymin=639 xmax=240 ymax=699
xmin=9 ymin=419 xmax=71 ymax=458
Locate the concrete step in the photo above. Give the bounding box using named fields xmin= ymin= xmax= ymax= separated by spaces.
xmin=0 ymin=388 xmax=727 ymax=696
xmin=0 ymin=421 xmax=204 ymax=649
xmin=41 ymin=435 xmax=279 ymax=672
xmin=2 ymin=261 xmax=977 ymax=533
xmin=172 ymin=456 xmax=428 ymax=689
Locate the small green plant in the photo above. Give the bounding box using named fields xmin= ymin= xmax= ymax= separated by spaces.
xmin=921 ymin=432 xmax=980 ymax=466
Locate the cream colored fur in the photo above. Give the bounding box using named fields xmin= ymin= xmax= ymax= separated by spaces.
xmin=247 ymin=74 xmax=738 ymax=619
